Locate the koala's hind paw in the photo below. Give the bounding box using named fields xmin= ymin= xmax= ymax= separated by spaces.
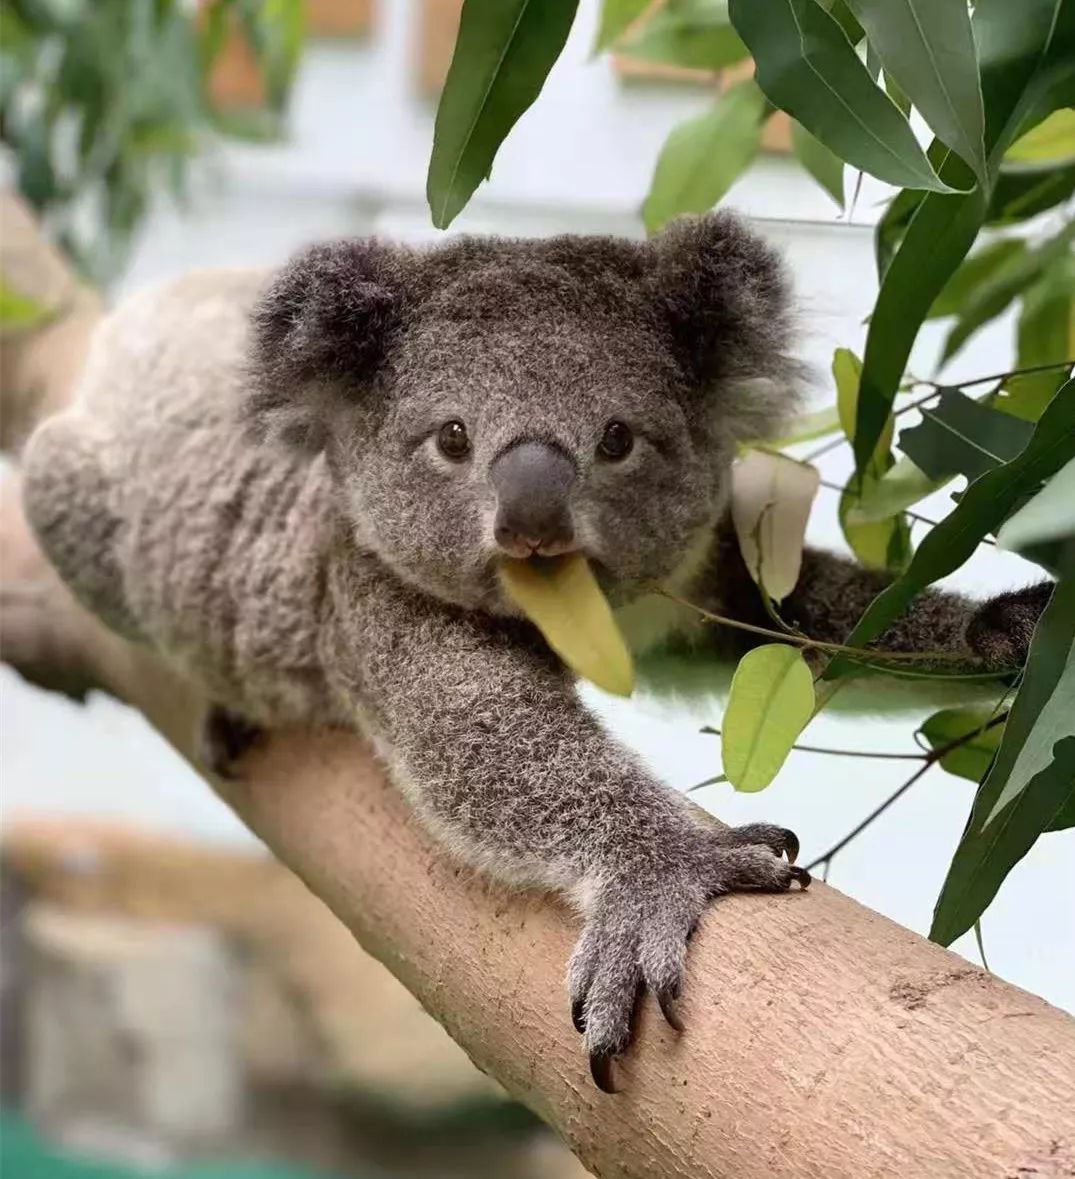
xmin=569 ymin=838 xmax=808 ymax=1093
xmin=198 ymin=705 xmax=265 ymax=779
xmin=967 ymin=581 xmax=1052 ymax=670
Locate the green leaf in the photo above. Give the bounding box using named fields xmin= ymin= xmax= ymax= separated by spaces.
xmin=997 ymin=457 xmax=1075 ymax=552
xmin=642 ymin=79 xmax=766 ymax=233
xmin=1006 ymin=108 xmax=1075 ymax=167
xmin=988 ymin=162 xmax=1075 ymax=226
xmin=884 ymin=70 xmax=912 ymax=118
xmin=721 ymin=645 xmax=815 ymax=792
xmin=898 ymin=390 xmax=1035 ymax=483
xmin=427 ymin=0 xmax=579 ymax=230
xmin=768 ymin=404 xmax=842 ymax=448
xmin=938 ymin=222 xmax=1075 ymax=364
xmin=791 ymin=119 xmax=844 ymax=208
xmin=927 ymin=238 xmax=1026 ymax=320
xmin=1005 ymin=253 xmax=1075 ymax=420
xmin=727 ymin=0 xmax=962 ymax=193
xmin=921 ymin=706 xmax=1005 ymax=782
xmin=592 ymin=0 xmax=648 ymax=52
xmin=847 ymin=456 xmax=951 ymax=524
xmin=843 ymin=0 xmax=986 ymax=186
xmin=850 ymin=0 xmax=1075 ymax=477
xmin=833 ymin=348 xmax=912 ymax=570
xmin=0 ymin=277 xmax=50 ymax=330
xmin=931 ymin=552 xmax=1075 ymax=946
xmin=827 ymin=378 xmax=1075 ymax=679
xmin=619 ymin=0 xmax=749 ymax=71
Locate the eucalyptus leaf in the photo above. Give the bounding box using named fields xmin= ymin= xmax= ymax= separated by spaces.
xmin=931 ymin=553 xmax=1075 ymax=946
xmin=593 ymin=0 xmax=648 ymax=52
xmin=620 ymin=0 xmax=748 ymax=71
xmin=988 ymin=162 xmax=1075 ymax=226
xmin=1005 ymin=108 xmax=1075 ymax=168
xmin=844 ymin=0 xmax=986 ymax=186
xmin=791 ymin=120 xmax=844 ymax=209
xmin=939 ymin=222 xmax=1075 ymax=364
xmin=427 ymin=0 xmax=579 ymax=230
xmin=1005 ymin=254 xmax=1075 ymax=420
xmin=833 ymin=348 xmax=912 ymax=570
xmin=727 ymin=0 xmax=961 ymax=193
xmin=927 ymin=238 xmax=1026 ymax=321
xmin=850 ymin=0 xmax=1075 ymax=478
xmin=721 ymin=645 xmax=815 ymax=792
xmin=997 ymin=458 xmax=1075 ymax=552
xmin=898 ymin=390 xmax=1035 ymax=483
xmin=0 ymin=277 xmax=50 ymax=331
xmin=847 ymin=456 xmax=951 ymax=525
xmin=642 ymin=79 xmax=766 ymax=233
xmin=827 ymin=378 xmax=1075 ymax=679
xmin=921 ymin=706 xmax=1005 ymax=782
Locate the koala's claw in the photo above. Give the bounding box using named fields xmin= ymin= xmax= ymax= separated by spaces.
xmin=569 ymin=839 xmax=805 ymax=1090
xmin=590 ymin=1051 xmax=617 ymax=1094
xmin=717 ymin=821 xmax=800 ymax=863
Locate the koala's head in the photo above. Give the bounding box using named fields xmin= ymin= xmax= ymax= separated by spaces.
xmin=247 ymin=213 xmax=800 ymax=611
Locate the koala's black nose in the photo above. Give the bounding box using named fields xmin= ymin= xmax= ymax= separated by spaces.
xmin=491 ymin=440 xmax=577 ymax=557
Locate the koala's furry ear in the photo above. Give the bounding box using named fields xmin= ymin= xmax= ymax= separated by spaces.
xmin=246 ymin=239 xmax=403 ymax=452
xmin=648 ymin=212 xmax=802 ymax=441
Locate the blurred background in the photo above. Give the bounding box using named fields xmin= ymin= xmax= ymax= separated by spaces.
xmin=1 ymin=2 xmax=1072 ymax=1177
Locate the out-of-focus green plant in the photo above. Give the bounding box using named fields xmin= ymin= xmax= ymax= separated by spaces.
xmin=0 ymin=0 xmax=304 ymax=283
xmin=424 ymin=0 xmax=1075 ymax=950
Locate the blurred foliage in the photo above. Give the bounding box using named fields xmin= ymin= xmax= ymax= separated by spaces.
xmin=427 ymin=0 xmax=1075 ymax=946
xmin=0 ymin=0 xmax=304 ymax=284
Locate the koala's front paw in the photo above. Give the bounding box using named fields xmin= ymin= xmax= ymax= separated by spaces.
xmin=966 ymin=581 xmax=1053 ymax=670
xmin=569 ymin=831 xmax=808 ymax=1092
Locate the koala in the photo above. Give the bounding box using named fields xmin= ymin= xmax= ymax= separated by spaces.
xmin=22 ymin=213 xmax=1048 ymax=1092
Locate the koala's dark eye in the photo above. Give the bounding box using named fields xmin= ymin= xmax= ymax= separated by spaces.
xmin=597 ymin=420 xmax=633 ymax=461
xmin=437 ymin=420 xmax=471 ymax=460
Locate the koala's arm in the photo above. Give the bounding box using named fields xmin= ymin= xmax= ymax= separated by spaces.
xmin=322 ymin=560 xmax=805 ymax=1089
xmin=700 ymin=522 xmax=1048 ymax=670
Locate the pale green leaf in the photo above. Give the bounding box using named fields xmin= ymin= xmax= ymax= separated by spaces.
xmin=1005 ymin=108 xmax=1075 ymax=168
xmin=0 ymin=276 xmax=50 ymax=331
xmin=791 ymin=120 xmax=844 ymax=208
xmin=642 ymin=79 xmax=765 ymax=233
xmin=921 ymin=706 xmax=1005 ymax=782
xmin=619 ymin=0 xmax=749 ymax=71
xmin=592 ymin=0 xmax=648 ymax=52
xmin=768 ymin=404 xmax=843 ymax=448
xmin=927 ymin=238 xmax=1026 ymax=321
xmin=847 ymin=456 xmax=951 ymax=524
xmin=721 ymin=645 xmax=815 ymax=792
xmin=730 ymin=449 xmax=820 ymax=601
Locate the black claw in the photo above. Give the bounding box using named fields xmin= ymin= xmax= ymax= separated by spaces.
xmin=782 ymin=828 xmax=800 ymax=864
xmin=657 ymin=988 xmax=684 ymax=1033
xmin=571 ymin=998 xmax=587 ymax=1034
xmin=590 ymin=1051 xmax=617 ymax=1094
xmin=790 ymin=865 xmax=811 ymax=889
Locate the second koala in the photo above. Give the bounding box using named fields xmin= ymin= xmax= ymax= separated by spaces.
xmin=23 ymin=213 xmax=1045 ymax=1091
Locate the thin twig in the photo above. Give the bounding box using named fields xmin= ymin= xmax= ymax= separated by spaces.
xmin=700 ymin=727 xmax=922 ymax=760
xmin=805 ymin=713 xmax=1009 ymax=872
xmin=658 ymin=589 xmax=998 ymax=668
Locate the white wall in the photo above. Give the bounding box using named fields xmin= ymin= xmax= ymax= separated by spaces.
xmin=3 ymin=0 xmax=1071 ymax=1014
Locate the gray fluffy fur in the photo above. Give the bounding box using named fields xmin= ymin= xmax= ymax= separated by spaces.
xmin=22 ymin=214 xmax=1046 ymax=1090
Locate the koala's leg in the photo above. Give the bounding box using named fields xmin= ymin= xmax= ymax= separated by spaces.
xmin=21 ymin=412 xmax=143 ymax=640
xmin=325 ymin=571 xmax=808 ymax=1092
xmin=705 ymin=524 xmax=1050 ymax=672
